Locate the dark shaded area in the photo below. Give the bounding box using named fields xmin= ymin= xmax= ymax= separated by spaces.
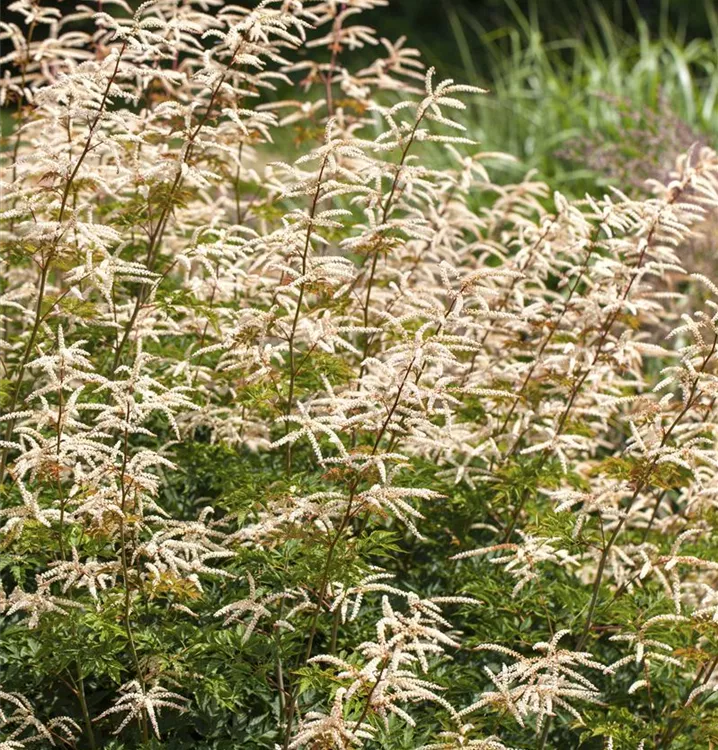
xmin=379 ymin=0 xmax=715 ymax=77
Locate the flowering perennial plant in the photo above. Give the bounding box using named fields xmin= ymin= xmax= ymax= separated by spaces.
xmin=1 ymin=1 xmax=718 ymax=748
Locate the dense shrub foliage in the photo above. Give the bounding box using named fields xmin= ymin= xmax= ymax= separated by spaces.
xmin=1 ymin=1 xmax=718 ymax=748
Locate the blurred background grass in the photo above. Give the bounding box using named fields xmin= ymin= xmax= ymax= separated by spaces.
xmin=429 ymin=0 xmax=718 ymax=195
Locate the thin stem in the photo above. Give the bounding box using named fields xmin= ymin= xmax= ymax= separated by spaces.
xmin=352 ymin=657 xmax=389 ymax=732
xmin=285 ymin=155 xmax=329 ymax=474
xmin=494 ymin=225 xmax=602 ymax=443
xmin=117 ymin=401 xmax=148 ymax=740
xmin=112 ymin=39 xmax=245 ymax=369
xmin=76 ymin=663 xmax=97 ymax=750
xmin=281 ymin=351 xmax=418 ymax=746
xmin=329 ymin=608 xmax=340 ymax=655
xmin=355 ymin=112 xmax=426 ymax=377
xmin=537 ymin=716 xmax=552 ymax=750
xmin=8 ymin=5 xmax=39 ymax=192
xmin=0 ymin=261 xmax=50 ymax=483
xmin=56 ymin=369 xmax=66 ymax=560
xmin=0 ymin=40 xmax=128 ymax=484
